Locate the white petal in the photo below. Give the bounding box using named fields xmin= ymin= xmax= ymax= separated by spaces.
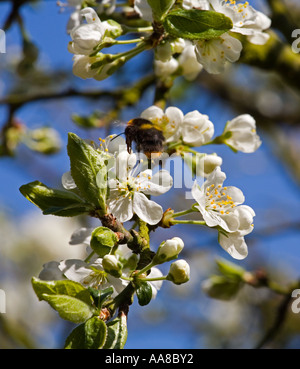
xmin=234 ymin=205 xmax=255 ymax=235
xmin=59 ymin=259 xmax=91 ymax=283
xmin=218 ymin=232 xmax=248 ymax=260
xmin=191 ymin=180 xmax=206 ymax=212
xmin=79 ymin=7 xmax=102 ymax=24
xmin=204 ymin=167 xmax=226 ymax=190
xmin=143 ymin=170 xmax=173 ymax=196
xmin=72 ymin=55 xmax=97 ymax=79
xmin=134 ymin=0 xmax=153 ymax=22
xmin=148 ymin=267 xmax=164 ymax=299
xmin=69 ymin=227 xmax=93 ymax=246
xmin=39 ymin=261 xmax=65 ymax=281
xmin=140 ymin=106 xmax=164 ymax=122
xmin=133 ymin=192 xmax=163 ymax=225
xmin=62 ymin=171 xmax=77 ymax=190
xmin=107 ymin=193 xmax=134 ymax=223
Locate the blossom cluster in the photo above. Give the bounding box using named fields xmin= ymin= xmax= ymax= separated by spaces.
xmin=19 ymin=0 xmax=270 ymax=349
xmin=64 ymin=0 xmax=271 ymax=80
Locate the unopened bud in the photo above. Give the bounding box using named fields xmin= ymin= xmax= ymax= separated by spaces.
xmin=154 ymin=237 xmax=184 ymax=264
xmin=167 ymin=259 xmax=190 ymax=285
xmin=204 ymin=154 xmax=223 ymax=176
xmin=102 ymin=255 xmax=123 ymax=278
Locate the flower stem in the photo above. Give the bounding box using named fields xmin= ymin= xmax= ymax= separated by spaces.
xmin=171 ymin=220 xmax=206 ymax=226
xmin=84 ymin=251 xmax=96 ymax=263
xmin=114 ymin=38 xmax=144 ymax=45
xmin=139 ymin=276 xmax=168 ymax=282
xmin=122 ymin=25 xmax=153 ymax=35
xmin=136 ymin=260 xmax=157 ymax=276
xmin=172 ymin=208 xmax=196 ymax=218
xmin=120 ymin=275 xmax=133 ymax=282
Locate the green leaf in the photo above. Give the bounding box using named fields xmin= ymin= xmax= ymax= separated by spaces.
xmin=67 ymin=133 xmax=107 ymax=215
xmin=64 ymin=317 xmax=107 ymax=349
xmin=216 ymin=258 xmax=245 ymax=281
xmin=163 ymin=9 xmax=233 ymax=40
xmin=42 ymin=293 xmax=94 ymax=324
xmin=88 ymin=286 xmax=114 ymax=309
xmin=19 ymin=181 xmax=90 ymax=217
xmin=147 ymin=0 xmax=176 ymax=21
xmin=90 ymin=226 xmax=118 ymax=257
xmin=202 ymin=275 xmax=243 ymax=301
xmin=64 ymin=324 xmax=86 ymax=349
xmin=85 ymin=316 xmax=107 ymax=349
xmin=31 ymin=277 xmax=92 ymax=306
xmin=103 ymin=313 xmax=128 ymax=349
xmin=136 ymin=281 xmax=153 ymax=306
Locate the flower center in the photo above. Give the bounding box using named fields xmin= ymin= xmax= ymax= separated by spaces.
xmin=205 ymin=184 xmax=236 ymax=215
xmin=83 ymin=267 xmax=108 ymax=288
xmin=152 ymin=115 xmax=177 ymax=133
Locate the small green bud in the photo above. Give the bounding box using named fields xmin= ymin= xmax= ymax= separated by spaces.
xmin=167 ymin=259 xmax=190 ymax=285
xmin=90 ymin=227 xmax=118 ymax=257
xmin=104 ymin=20 xmax=123 ymax=38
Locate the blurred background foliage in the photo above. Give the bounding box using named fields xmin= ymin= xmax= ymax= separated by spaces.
xmin=0 ymin=0 xmax=300 ymax=349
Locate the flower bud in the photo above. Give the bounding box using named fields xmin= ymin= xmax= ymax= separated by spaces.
xmin=90 ymin=226 xmax=118 ymax=257
xmin=203 ymin=153 xmax=223 ymax=176
xmin=154 ymin=237 xmax=184 ymax=264
xmin=102 ymin=255 xmax=123 ymax=278
xmin=167 ymin=259 xmax=190 ymax=285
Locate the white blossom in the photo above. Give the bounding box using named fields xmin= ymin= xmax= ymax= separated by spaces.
xmin=107 ymin=151 xmax=173 ymax=225
xmin=194 ymin=0 xmax=271 ymax=74
xmin=59 ymin=258 xmax=128 ymax=296
xmin=192 ymin=167 xmax=255 ymax=259
xmin=68 ymin=8 xmax=106 ymax=55
xmin=141 ymin=105 xmax=184 ymax=143
xmin=195 ymin=33 xmax=243 ymax=74
xmin=223 ymin=114 xmax=262 ymax=153
xmin=154 ymin=58 xmax=179 ymax=80
xmin=178 ymin=43 xmax=203 ymax=81
xmin=208 ymin=0 xmax=271 ymax=43
xmin=181 ymin=110 xmax=214 ymax=146
xmin=192 ymin=167 xmax=246 ymax=233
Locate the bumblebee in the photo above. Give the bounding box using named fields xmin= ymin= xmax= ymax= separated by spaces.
xmin=124 ymin=118 xmax=165 ymax=158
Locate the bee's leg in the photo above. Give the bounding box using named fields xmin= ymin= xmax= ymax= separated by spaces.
xmin=126 ymin=136 xmax=132 ymax=154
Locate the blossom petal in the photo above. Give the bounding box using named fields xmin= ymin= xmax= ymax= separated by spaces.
xmin=69 ymin=227 xmax=94 ymax=246
xmin=148 ymin=267 xmax=164 ymax=299
xmin=143 ymin=170 xmax=173 ymax=196
xmin=107 ymin=191 xmax=134 ymax=223
xmin=133 ymin=192 xmax=163 ymax=225
xmin=218 ymin=232 xmax=248 ymax=260
xmin=39 ymin=261 xmax=65 ymax=281
xmin=141 ymin=106 xmax=164 ymax=121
